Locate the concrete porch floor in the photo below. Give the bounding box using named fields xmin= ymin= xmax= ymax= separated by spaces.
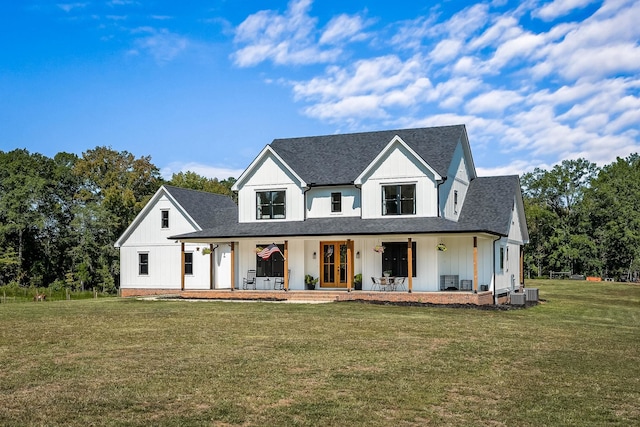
xmin=121 ymin=288 xmax=495 ymax=305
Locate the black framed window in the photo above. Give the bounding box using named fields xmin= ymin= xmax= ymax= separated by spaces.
xmin=161 ymin=210 xmax=169 ymax=228
xmin=382 ymin=184 xmax=415 ymax=215
xmin=256 ymin=244 xmax=285 ymax=277
xmin=139 ymin=253 xmax=149 ymax=275
xmin=256 ymin=191 xmax=286 ymax=219
xmin=331 ymin=192 xmax=342 ymax=213
xmin=381 ymin=242 xmax=416 ymax=277
xmin=184 ymin=252 xmax=193 ymax=275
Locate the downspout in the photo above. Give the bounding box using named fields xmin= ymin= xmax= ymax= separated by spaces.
xmin=492 ymin=235 xmax=502 ymax=305
xmin=209 ymin=244 xmax=219 ymax=290
xmin=436 ymin=176 xmax=447 ymax=217
xmin=303 ymin=184 xmax=314 ymax=220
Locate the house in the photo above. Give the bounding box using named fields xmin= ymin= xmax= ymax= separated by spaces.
xmin=114 ymin=185 xmax=238 ymax=291
xmin=116 ymin=125 xmax=529 ymax=304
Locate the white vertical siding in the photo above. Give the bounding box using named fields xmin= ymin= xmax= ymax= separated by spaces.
xmin=306 ymin=186 xmax=361 ymax=218
xmin=440 ymin=142 xmax=471 ymax=221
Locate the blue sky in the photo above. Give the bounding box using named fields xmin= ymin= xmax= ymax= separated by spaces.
xmin=1 ymin=0 xmax=638 ymax=179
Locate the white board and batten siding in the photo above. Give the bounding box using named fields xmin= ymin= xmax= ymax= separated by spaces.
xmin=359 ymin=143 xmax=439 ymax=219
xmin=306 ymin=186 xmax=361 ymax=218
xmin=440 ymin=143 xmax=472 ymax=221
xmin=117 ymin=191 xmax=233 ymax=290
xmin=236 ymin=152 xmax=305 ymax=223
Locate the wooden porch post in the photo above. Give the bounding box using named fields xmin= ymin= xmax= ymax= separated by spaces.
xmin=284 ymin=240 xmax=289 ymax=291
xmin=520 ymin=245 xmax=524 ymax=285
xmin=209 ymin=244 xmax=214 ymax=290
xmin=407 ymin=238 xmax=413 ymax=293
xmin=473 ymin=236 xmax=478 ymax=292
xmin=230 ymin=242 xmax=235 ymax=291
xmin=181 ymin=242 xmax=185 ymax=291
xmin=347 ymin=239 xmax=353 ymax=292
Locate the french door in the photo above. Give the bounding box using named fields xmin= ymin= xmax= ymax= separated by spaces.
xmin=320 ymin=241 xmax=348 ymax=288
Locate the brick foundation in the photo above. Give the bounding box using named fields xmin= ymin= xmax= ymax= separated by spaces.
xmin=120 ymin=288 xmax=495 ymax=305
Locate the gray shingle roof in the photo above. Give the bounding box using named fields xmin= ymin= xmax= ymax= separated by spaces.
xmin=164 ymin=185 xmax=237 ymax=230
xmin=458 ymin=175 xmax=521 ymax=236
xmin=270 ymin=125 xmax=466 ymax=185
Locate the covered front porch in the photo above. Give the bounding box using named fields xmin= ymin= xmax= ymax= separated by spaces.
xmin=171 ymin=233 xmax=523 ymax=303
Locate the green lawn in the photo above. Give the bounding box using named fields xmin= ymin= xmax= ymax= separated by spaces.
xmin=1 ymin=280 xmax=638 ymax=426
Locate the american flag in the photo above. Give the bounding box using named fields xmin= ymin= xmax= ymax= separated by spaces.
xmin=257 ymin=243 xmax=283 ymax=260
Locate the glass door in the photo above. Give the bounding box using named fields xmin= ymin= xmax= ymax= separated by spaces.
xmin=320 ymin=241 xmax=348 ymax=288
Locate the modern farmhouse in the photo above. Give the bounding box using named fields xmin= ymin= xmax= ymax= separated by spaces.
xmin=115 ymin=125 xmax=529 ymax=304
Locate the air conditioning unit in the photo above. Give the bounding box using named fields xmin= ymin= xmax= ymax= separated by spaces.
xmin=525 ymin=288 xmax=539 ymax=302
xmin=510 ymin=292 xmax=526 ymax=306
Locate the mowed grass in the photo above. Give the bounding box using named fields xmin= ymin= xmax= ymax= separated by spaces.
xmin=0 ymin=281 xmax=638 ymax=426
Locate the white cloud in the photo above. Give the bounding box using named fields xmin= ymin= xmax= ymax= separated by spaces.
xmin=534 ymin=0 xmax=599 ymax=21
xmin=466 ymin=90 xmax=524 ymax=114
xmin=233 ymin=0 xmax=345 ymax=67
xmin=57 ymin=3 xmax=88 ymax=13
xmin=429 ymin=39 xmax=463 ymax=64
xmin=161 ymin=162 xmax=245 ymax=180
xmin=320 ymin=14 xmax=369 ymax=45
xmin=129 ymin=28 xmax=189 ymax=62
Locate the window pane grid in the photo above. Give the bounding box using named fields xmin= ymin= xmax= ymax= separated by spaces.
xmin=257 ymin=191 xmax=286 ymax=219
xmin=382 ymin=184 xmax=415 ymax=215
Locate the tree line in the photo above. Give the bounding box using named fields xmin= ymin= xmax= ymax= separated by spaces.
xmin=522 ymin=154 xmax=640 ymax=281
xmin=1 ymin=147 xmax=638 ymax=291
xmin=0 ymin=147 xmax=235 ymax=292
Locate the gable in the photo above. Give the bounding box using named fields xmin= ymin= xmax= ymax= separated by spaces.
xmin=232 ymin=146 xmax=305 ymax=191
xmin=114 ymin=185 xmax=238 ymax=247
xmin=354 ymin=136 xmax=441 ymax=184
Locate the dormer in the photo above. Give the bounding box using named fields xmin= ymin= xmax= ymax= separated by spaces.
xmin=232 ymin=146 xmax=306 ymax=223
xmin=354 ymin=135 xmax=443 ymax=219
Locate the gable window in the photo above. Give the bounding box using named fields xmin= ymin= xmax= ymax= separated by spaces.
xmin=161 ymin=210 xmax=169 ymax=228
xmin=139 ymin=253 xmax=149 ymax=275
xmin=454 ymin=190 xmax=458 ymax=213
xmin=381 ymin=242 xmax=416 ymax=277
xmin=382 ymin=184 xmax=416 ymax=215
xmin=255 ymin=244 xmax=284 ymax=277
xmin=331 ymin=192 xmax=342 ymax=213
xmin=184 ymin=252 xmax=193 ymax=275
xmin=256 ymin=191 xmax=286 ymax=219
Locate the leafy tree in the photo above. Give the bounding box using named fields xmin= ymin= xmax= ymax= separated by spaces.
xmin=521 ymin=158 xmax=599 ymax=277
xmin=169 ymin=171 xmax=237 ymax=202
xmin=584 ymin=154 xmax=640 ymax=280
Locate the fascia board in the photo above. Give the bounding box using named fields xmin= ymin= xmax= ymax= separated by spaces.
xmin=354 ymin=135 xmax=442 ymax=184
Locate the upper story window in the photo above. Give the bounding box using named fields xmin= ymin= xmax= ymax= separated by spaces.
xmin=256 ymin=190 xmax=286 ymax=220
xmin=161 ymin=210 xmax=169 ymax=228
xmin=382 ymin=184 xmax=415 ymax=215
xmin=454 ymin=190 xmax=459 ymax=213
xmin=331 ymin=192 xmax=342 ymax=213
